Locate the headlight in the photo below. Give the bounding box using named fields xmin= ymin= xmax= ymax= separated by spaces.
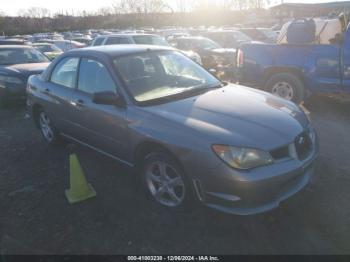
xmin=212 ymin=145 xmax=274 ymax=170
xmin=0 ymin=75 xmax=23 ymax=88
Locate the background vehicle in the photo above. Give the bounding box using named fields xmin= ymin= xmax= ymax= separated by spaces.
xmin=239 ymin=28 xmax=278 ymax=43
xmin=92 ymin=33 xmax=202 ymax=65
xmin=0 ymin=45 xmax=49 ymax=107
xmin=237 ymin=26 xmax=350 ymax=103
xmin=27 ymin=45 xmax=318 ymax=215
xmin=203 ymin=30 xmax=254 ymax=49
xmin=91 ymin=34 xmax=169 ymax=47
xmin=33 ymin=43 xmax=63 ymax=60
xmin=0 ymin=39 xmax=31 ymax=45
xmin=170 ymin=36 xmax=236 ymax=79
xmin=70 ymin=37 xmax=92 ymax=46
xmin=52 ymin=40 xmax=86 ymax=52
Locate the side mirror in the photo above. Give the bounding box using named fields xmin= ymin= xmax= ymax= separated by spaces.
xmin=92 ymin=91 xmax=125 ymax=107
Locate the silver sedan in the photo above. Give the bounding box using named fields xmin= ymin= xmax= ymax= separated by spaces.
xmin=27 ymin=45 xmax=318 ymax=215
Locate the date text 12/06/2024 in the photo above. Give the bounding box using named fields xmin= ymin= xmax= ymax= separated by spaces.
xmin=127 ymin=256 xmax=220 ymax=261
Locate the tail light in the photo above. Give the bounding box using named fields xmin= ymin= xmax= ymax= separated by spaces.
xmin=236 ymin=49 xmax=244 ymax=68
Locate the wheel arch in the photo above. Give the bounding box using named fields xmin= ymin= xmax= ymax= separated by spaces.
xmin=133 ymin=140 xmax=186 ymax=174
xmin=262 ymin=66 xmax=305 ymax=89
xmin=32 ymin=103 xmax=43 ymax=129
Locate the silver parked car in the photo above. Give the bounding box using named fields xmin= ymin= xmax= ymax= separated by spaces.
xmin=27 ymin=45 xmax=318 ymax=215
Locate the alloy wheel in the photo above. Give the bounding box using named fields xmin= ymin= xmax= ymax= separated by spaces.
xmin=145 ymin=161 xmax=185 ymax=207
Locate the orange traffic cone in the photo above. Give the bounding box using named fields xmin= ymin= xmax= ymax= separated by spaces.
xmin=65 ymin=153 xmax=96 ymax=204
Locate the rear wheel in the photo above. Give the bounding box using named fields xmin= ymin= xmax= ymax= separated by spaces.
xmin=141 ymin=152 xmax=194 ymax=210
xmin=265 ymin=73 xmax=305 ymax=104
xmin=37 ymin=109 xmax=61 ymax=145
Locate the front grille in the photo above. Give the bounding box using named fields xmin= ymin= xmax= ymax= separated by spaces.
xmin=294 ymin=131 xmax=312 ymax=160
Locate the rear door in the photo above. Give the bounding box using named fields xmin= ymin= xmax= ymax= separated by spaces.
xmin=74 ymin=57 xmax=129 ymax=160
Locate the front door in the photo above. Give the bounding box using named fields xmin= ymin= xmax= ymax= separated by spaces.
xmin=74 ymin=57 xmax=129 ymax=162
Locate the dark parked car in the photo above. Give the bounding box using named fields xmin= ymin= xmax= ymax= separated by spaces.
xmin=0 ymin=45 xmax=50 ymax=106
xmin=203 ymin=30 xmax=254 ymax=49
xmin=239 ymin=28 xmax=278 ymax=43
xmin=169 ymin=36 xmax=236 ymax=80
xmin=27 ymin=45 xmax=318 ymax=215
xmin=0 ymin=39 xmax=31 ymax=46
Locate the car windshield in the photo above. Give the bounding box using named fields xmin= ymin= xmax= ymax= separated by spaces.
xmin=114 ymin=50 xmax=221 ymax=104
xmin=36 ymin=44 xmax=62 ymax=53
xmin=0 ymin=48 xmax=49 ymax=65
xmin=191 ymin=38 xmax=221 ymax=49
xmin=232 ymin=31 xmax=252 ymax=41
xmin=260 ymin=29 xmax=276 ymax=38
xmin=132 ymin=35 xmax=169 ymax=46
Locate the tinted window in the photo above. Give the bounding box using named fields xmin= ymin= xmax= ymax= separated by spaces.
xmin=93 ymin=37 xmax=105 ymax=46
xmin=78 ymin=58 xmax=117 ymax=94
xmin=105 ymin=37 xmax=129 ymax=45
xmin=51 ymin=57 xmax=79 ymax=88
xmin=0 ymin=48 xmax=49 ymax=65
xmin=132 ymin=35 xmax=169 ymax=46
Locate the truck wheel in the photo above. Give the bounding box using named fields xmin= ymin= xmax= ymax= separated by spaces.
xmin=265 ymin=73 xmax=305 ymax=104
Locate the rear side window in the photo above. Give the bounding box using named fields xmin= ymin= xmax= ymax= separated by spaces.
xmin=50 ymin=57 xmax=79 ymax=88
xmin=93 ymin=37 xmax=105 ymax=46
xmin=78 ymin=58 xmax=117 ymax=94
xmin=105 ymin=37 xmax=129 ymax=45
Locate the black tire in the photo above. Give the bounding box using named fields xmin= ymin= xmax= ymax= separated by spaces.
xmin=265 ymin=72 xmax=306 ymax=104
xmin=35 ymin=108 xmax=62 ymax=146
xmin=141 ymin=151 xmax=195 ymax=211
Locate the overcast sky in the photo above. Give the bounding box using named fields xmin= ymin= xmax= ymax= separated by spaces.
xmin=0 ymin=0 xmax=347 ymax=16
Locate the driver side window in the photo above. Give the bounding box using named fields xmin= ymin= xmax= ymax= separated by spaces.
xmin=78 ymin=58 xmax=117 ymax=94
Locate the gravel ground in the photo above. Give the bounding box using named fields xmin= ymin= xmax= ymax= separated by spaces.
xmin=0 ymin=95 xmax=349 ymax=255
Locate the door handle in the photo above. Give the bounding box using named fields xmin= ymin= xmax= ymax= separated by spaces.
xmin=43 ymin=88 xmax=50 ymax=94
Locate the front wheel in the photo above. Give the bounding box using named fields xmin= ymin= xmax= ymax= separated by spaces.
xmin=141 ymin=152 xmax=194 ymax=210
xmin=265 ymin=73 xmax=306 ymax=104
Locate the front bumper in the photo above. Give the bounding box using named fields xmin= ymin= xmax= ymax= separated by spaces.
xmin=193 ymin=141 xmax=319 ymax=216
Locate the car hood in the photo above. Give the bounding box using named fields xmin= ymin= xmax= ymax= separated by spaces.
xmin=211 ymin=48 xmax=236 ymax=54
xmin=0 ymin=62 xmax=49 ymax=81
xmin=143 ymin=84 xmax=309 ymax=150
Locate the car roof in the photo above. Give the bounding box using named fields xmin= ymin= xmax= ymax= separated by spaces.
xmin=33 ymin=43 xmax=51 ymax=46
xmin=67 ymin=45 xmax=174 ymax=57
xmin=97 ymin=33 xmax=160 ymax=38
xmin=0 ymin=45 xmax=33 ymax=49
xmin=173 ymin=36 xmax=210 ymax=41
xmin=205 ymin=30 xmax=240 ymax=34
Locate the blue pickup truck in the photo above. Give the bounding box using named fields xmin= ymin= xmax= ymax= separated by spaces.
xmin=237 ymin=26 xmax=350 ymax=103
